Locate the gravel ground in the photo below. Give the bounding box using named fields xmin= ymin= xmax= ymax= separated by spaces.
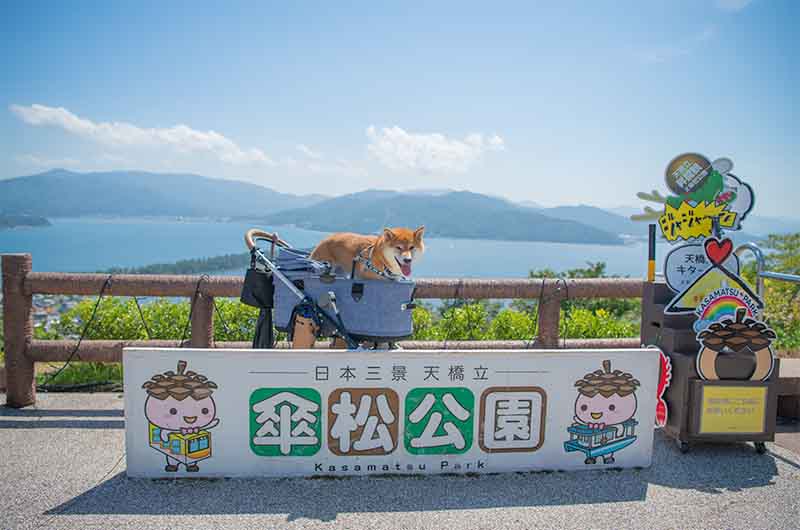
xmin=1 ymin=393 xmax=799 ymax=530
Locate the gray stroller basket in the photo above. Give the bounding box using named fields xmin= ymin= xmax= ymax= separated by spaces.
xmin=273 ymin=246 xmax=416 ymax=342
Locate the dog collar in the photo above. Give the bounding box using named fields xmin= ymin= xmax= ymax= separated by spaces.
xmin=355 ymin=247 xmax=403 ymax=280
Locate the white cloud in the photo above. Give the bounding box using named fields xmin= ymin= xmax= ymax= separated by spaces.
xmin=296 ymin=144 xmax=323 ymax=160
xmin=284 ymin=155 xmax=367 ymax=177
xmin=637 ymin=26 xmax=716 ymax=64
xmin=714 ymin=0 xmax=753 ymax=12
xmin=366 ymin=126 xmax=505 ymax=174
xmin=9 ymin=103 xmax=274 ymax=166
xmin=488 ymin=134 xmax=505 ymax=151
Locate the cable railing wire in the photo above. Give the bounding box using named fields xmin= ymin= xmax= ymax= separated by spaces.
xmin=38 ymin=275 xmax=114 ymax=391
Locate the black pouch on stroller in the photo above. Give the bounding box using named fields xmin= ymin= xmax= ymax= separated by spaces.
xmin=240 ymin=250 xmax=276 ymax=348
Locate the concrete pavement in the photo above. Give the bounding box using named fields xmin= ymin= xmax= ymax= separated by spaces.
xmin=1 ymin=393 xmax=799 ymax=530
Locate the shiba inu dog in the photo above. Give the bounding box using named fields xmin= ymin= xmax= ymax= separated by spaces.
xmin=310 ymin=226 xmax=425 ymax=280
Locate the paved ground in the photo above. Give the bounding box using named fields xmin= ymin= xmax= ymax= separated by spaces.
xmin=1 ymin=393 xmax=799 ymax=530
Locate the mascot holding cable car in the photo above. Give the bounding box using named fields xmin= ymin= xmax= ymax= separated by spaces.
xmin=564 ymin=360 xmax=641 ymax=465
xmin=142 ymin=360 xmax=220 ymax=472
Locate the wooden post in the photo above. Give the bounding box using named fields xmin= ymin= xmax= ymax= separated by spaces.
xmin=536 ymin=282 xmax=564 ymax=349
xmin=2 ymin=254 xmax=35 ymax=407
xmin=190 ymin=294 xmax=214 ymax=348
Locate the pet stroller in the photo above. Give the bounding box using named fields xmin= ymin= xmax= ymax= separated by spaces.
xmin=240 ymin=229 xmax=416 ymax=349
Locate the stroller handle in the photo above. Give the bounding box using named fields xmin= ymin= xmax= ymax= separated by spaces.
xmin=245 ymin=229 xmax=290 ymax=251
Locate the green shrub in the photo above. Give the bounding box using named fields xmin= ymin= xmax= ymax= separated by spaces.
xmin=50 ymin=297 xmax=261 ymax=343
xmin=209 ymin=299 xmax=261 ymax=342
xmin=49 ymin=296 xmax=639 ymax=345
xmin=438 ymin=303 xmax=490 ymax=341
xmin=487 ymin=309 xmax=537 ymax=340
xmin=741 ymin=234 xmax=800 ymax=355
xmin=564 ymin=308 xmax=638 ymax=339
xmin=525 ymin=261 xmax=641 ymax=319
xmin=36 ymin=362 xmax=122 ymax=388
xmin=56 ymin=297 xmax=154 ymax=340
xmin=412 ymin=306 xmax=441 ymax=340
xmin=37 ymin=297 xmax=262 ymax=389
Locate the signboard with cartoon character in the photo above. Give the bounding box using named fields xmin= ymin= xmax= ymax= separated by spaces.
xmin=564 ymin=360 xmax=641 ymax=465
xmin=632 ymin=152 xmax=763 ymax=322
xmin=693 ymin=303 xmax=776 ymax=436
xmin=141 ymin=360 xmax=220 ymax=472
xmin=124 ymin=348 xmax=661 ymax=478
xmin=663 ymin=241 xmax=740 ymax=293
xmin=635 ymin=152 xmax=777 ymax=450
xmin=664 ymin=237 xmax=763 ymax=315
xmin=696 ymin=307 xmax=776 ymax=382
xmin=632 ymin=152 xmax=754 ymax=241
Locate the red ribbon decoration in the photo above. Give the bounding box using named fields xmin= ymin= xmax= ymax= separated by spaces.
xmin=655 ymin=349 xmax=672 ymax=427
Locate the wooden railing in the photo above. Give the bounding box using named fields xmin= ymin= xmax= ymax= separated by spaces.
xmin=0 ymin=252 xmax=653 ymax=407
xmin=4 ymin=252 xmax=799 ymax=416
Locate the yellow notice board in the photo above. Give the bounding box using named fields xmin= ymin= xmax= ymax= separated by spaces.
xmin=699 ymin=386 xmax=767 ymax=434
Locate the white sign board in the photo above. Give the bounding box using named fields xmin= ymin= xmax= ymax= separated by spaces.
xmin=124 ymin=348 xmax=660 ymax=478
xmin=664 ymin=242 xmax=740 ymax=293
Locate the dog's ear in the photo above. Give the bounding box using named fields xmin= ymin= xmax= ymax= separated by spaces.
xmin=414 ymin=226 xmax=425 ymax=240
xmin=383 ymin=228 xmax=397 ymax=241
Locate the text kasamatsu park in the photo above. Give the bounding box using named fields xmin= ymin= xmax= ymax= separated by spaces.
xmin=125 ymin=348 xmax=661 ymax=478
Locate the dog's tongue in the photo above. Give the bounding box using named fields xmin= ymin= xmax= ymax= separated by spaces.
xmin=401 ymin=262 xmax=412 ymax=276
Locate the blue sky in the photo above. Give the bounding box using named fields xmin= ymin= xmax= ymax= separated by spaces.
xmin=1 ymin=0 xmax=797 ymax=216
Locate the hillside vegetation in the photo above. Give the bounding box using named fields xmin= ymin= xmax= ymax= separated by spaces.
xmin=0 ymin=169 xmax=324 ymax=218
xmin=262 ymin=190 xmax=624 ymax=245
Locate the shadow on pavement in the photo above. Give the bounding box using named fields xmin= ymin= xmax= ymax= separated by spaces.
xmin=0 ymin=406 xmax=123 ymax=418
xmin=640 ymin=435 xmax=780 ymax=494
xmin=46 ymin=432 xmax=783 ymax=522
xmin=0 ymin=404 xmax=125 ymax=428
xmin=48 ymin=470 xmax=651 ymax=522
xmin=768 ymin=450 xmax=800 ymax=471
xmin=0 ymin=419 xmax=124 ymax=429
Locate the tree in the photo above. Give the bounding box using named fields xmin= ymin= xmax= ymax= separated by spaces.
xmin=743 ymin=234 xmax=800 ymax=353
xmin=511 ymin=261 xmax=641 ymax=319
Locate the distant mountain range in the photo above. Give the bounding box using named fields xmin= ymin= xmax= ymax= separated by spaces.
xmin=0 ymin=169 xmax=325 ymax=218
xmin=0 ymin=213 xmax=51 ymax=229
xmin=260 ymin=190 xmax=624 ymax=245
xmin=534 ymin=205 xmax=637 ymax=238
xmin=1 ymin=169 xmax=797 ymax=243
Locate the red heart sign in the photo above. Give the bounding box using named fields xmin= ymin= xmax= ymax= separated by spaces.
xmin=704 ymin=237 xmax=733 ymax=265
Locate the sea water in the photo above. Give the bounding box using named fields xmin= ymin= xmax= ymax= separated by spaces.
xmin=0 ymin=217 xmax=677 ymax=278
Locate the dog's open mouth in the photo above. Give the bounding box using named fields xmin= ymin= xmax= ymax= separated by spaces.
xmin=396 ymin=257 xmax=412 ymax=277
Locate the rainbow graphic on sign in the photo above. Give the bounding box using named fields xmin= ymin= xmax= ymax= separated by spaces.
xmin=693 ymin=290 xmax=755 ymax=332
xmin=700 ymin=295 xmax=751 ymax=322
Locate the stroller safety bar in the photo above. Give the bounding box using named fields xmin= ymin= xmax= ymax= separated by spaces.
xmin=252 ymin=247 xmax=358 ymax=348
xmin=252 ymin=246 xmax=305 ymax=300
xmin=245 ymin=229 xmax=290 ymax=252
